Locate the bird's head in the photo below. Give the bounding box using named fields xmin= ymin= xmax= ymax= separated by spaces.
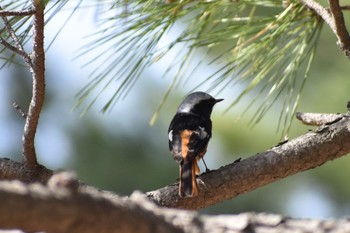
xmin=177 ymin=92 xmax=223 ymax=118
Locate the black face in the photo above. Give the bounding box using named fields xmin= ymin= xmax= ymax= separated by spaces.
xmin=177 ymin=92 xmax=223 ymax=118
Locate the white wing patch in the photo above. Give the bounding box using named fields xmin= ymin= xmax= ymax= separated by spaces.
xmin=197 ymin=126 xmax=208 ymax=139
xmin=168 ymin=130 xmax=173 ymax=142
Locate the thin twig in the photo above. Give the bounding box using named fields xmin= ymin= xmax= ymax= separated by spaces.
xmin=300 ymin=0 xmax=350 ymax=58
xmin=0 ymin=8 xmax=35 ymax=17
xmin=340 ymin=5 xmax=350 ymax=11
xmin=21 ymin=0 xmax=46 ymax=167
xmin=300 ymin=0 xmax=336 ymax=32
xmin=0 ymin=7 xmax=32 ymax=66
xmin=296 ymin=112 xmax=343 ymax=126
xmin=0 ymin=36 xmax=30 ymax=59
xmin=328 ymin=0 xmax=350 ymax=57
xmin=13 ymin=102 xmax=28 ymax=119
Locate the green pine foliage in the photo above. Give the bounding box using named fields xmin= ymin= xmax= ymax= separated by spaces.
xmin=76 ymin=0 xmax=322 ymax=135
xmin=1 ymin=0 xmax=323 ymax=135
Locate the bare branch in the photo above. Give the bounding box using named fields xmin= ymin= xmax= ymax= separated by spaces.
xmin=328 ymin=0 xmax=350 ymax=57
xmin=0 ymin=179 xmax=180 ymax=233
xmin=300 ymin=0 xmax=335 ymax=32
xmin=147 ymin=114 xmax=350 ymax=209
xmin=21 ymin=1 xmax=46 ymax=167
xmin=0 ymin=36 xmax=29 ymax=59
xmin=13 ymin=102 xmax=28 ymax=119
xmin=1 ymin=179 xmax=350 ymax=233
xmin=0 ymin=7 xmax=32 ymax=66
xmin=0 ymin=158 xmax=52 ymax=183
xmin=0 ymin=8 xmax=35 ymax=17
xmin=299 ymin=0 xmax=350 ymax=58
xmin=340 ymin=5 xmax=350 ymax=10
xmin=2 ymin=111 xmax=350 ymax=210
xmin=0 ymin=157 xmax=120 ymax=199
xmin=296 ymin=112 xmax=343 ymax=126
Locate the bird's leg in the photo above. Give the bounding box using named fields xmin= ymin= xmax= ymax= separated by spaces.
xmin=201 ymin=158 xmax=210 ymax=173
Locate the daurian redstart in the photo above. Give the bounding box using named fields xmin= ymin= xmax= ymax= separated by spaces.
xmin=168 ymin=92 xmax=223 ymax=197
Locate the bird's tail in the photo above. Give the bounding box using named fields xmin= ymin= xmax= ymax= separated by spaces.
xmin=179 ymin=159 xmax=200 ymax=197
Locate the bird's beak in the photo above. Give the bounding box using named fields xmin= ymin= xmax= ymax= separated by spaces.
xmin=215 ymin=98 xmax=224 ymax=103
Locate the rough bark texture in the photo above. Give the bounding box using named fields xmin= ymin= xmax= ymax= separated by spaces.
xmin=21 ymin=0 xmax=46 ymax=167
xmin=300 ymin=0 xmax=350 ymax=58
xmin=1 ymin=113 xmax=350 ymax=214
xmin=0 ymin=178 xmax=350 ymax=233
xmin=0 ymin=158 xmax=52 ymax=183
xmin=328 ymin=0 xmax=350 ymax=57
xmin=0 ymin=179 xmax=180 ymax=233
xmin=146 ymin=114 xmax=350 ymax=209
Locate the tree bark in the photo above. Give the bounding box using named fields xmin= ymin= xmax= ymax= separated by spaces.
xmin=1 ymin=113 xmax=350 ymax=211
xmin=0 ymin=179 xmax=350 ymax=233
xmin=146 ymin=113 xmax=350 ymax=209
xmin=0 ymin=179 xmax=180 ymax=233
xmin=21 ymin=0 xmax=46 ymax=167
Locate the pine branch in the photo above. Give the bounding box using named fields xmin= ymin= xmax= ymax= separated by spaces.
xmin=146 ymin=111 xmax=350 ymax=209
xmin=21 ymin=0 xmax=46 ymax=167
xmin=296 ymin=112 xmax=343 ymax=126
xmin=0 ymin=8 xmax=35 ymax=17
xmin=0 ymin=158 xmax=52 ymax=183
xmin=340 ymin=5 xmax=350 ymax=10
xmin=300 ymin=0 xmax=350 ymax=58
xmin=328 ymin=0 xmax=350 ymax=57
xmin=0 ymin=2 xmax=47 ymax=168
xmin=76 ymin=1 xmax=322 ymax=134
xmin=300 ymin=0 xmax=334 ymax=29
xmin=12 ymin=102 xmax=28 ymax=119
xmin=1 ymin=108 xmax=350 ymax=210
xmin=1 ymin=179 xmax=350 ymax=233
xmin=0 ymin=179 xmax=179 ymax=233
xmin=0 ymin=36 xmax=28 ymax=58
xmin=0 ymin=6 xmax=32 ymax=66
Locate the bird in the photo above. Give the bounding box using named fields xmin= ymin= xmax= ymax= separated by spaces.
xmin=168 ymin=92 xmax=223 ymax=197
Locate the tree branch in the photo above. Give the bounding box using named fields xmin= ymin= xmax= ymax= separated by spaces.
xmin=0 ymin=36 xmax=29 ymax=59
xmin=299 ymin=0 xmax=350 ymax=58
xmin=0 ymin=179 xmax=180 ymax=233
xmin=0 ymin=158 xmax=52 ymax=183
xmin=1 ymin=110 xmax=350 ymax=210
xmin=1 ymin=179 xmax=350 ymax=233
xmin=340 ymin=5 xmax=350 ymax=11
xmin=21 ymin=0 xmax=46 ymax=167
xmin=146 ymin=113 xmax=350 ymax=209
xmin=13 ymin=102 xmax=28 ymax=119
xmin=328 ymin=0 xmax=350 ymax=57
xmin=296 ymin=112 xmax=343 ymax=126
xmin=300 ymin=0 xmax=335 ymax=31
xmin=0 ymin=8 xmax=35 ymax=17
xmin=0 ymin=7 xmax=32 ymax=66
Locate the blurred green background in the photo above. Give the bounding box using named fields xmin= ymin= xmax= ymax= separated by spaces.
xmin=0 ymin=1 xmax=349 ymax=218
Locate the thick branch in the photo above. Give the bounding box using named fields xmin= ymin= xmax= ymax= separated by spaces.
xmin=0 ymin=158 xmax=52 ymax=183
xmin=0 ymin=179 xmax=350 ymax=233
xmin=0 ymin=179 xmax=179 ymax=233
xmin=21 ymin=1 xmax=46 ymax=167
xmin=147 ymin=114 xmax=350 ymax=209
xmin=2 ymin=112 xmax=350 ymax=211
